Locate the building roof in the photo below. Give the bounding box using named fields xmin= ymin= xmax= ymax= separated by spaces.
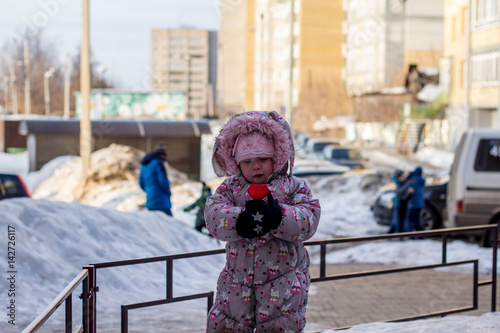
xmin=18 ymin=119 xmax=212 ymax=137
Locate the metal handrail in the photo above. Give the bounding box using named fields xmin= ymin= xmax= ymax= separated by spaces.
xmin=22 ymin=269 xmax=89 ymax=333
xmin=23 ymin=224 xmax=498 ymax=333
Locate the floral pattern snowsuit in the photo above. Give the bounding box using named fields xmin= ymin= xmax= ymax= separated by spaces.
xmin=205 ymin=173 xmax=321 ymax=332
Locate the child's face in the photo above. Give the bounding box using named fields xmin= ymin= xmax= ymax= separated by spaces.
xmin=239 ymin=157 xmax=273 ymax=184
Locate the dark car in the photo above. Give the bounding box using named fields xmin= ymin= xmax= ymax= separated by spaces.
xmin=0 ymin=173 xmax=31 ymax=200
xmin=322 ymin=146 xmax=367 ymax=170
xmin=371 ymin=175 xmax=448 ymax=231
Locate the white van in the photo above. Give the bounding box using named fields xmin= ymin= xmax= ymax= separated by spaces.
xmin=446 ymin=128 xmax=500 ymax=245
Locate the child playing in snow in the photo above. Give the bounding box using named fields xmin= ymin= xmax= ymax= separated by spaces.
xmin=205 ymin=111 xmax=321 ymax=332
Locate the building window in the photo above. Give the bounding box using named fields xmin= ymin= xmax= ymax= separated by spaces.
xmin=169 ymin=36 xmax=185 ymax=43
xmin=473 ymin=0 xmax=500 ymax=29
xmin=461 ymin=60 xmax=467 ymax=89
xmin=461 ymin=7 xmax=467 ymax=35
xmin=452 ymin=16 xmax=456 ymax=41
xmin=471 ymin=50 xmax=499 ymax=85
xmin=189 ymin=37 xmax=204 ymax=43
xmin=169 ymin=61 xmax=185 ymax=68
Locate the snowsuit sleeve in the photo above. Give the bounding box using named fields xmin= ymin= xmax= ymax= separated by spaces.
xmin=271 ymin=176 xmax=320 ymax=242
xmin=205 ymin=177 xmax=244 ymax=242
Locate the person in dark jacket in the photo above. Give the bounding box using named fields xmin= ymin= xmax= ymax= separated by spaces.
xmin=139 ymin=143 xmax=172 ymax=216
xmin=184 ymin=181 xmax=212 ymax=233
xmin=388 ymin=169 xmax=408 ymax=233
xmin=403 ymin=166 xmax=425 ymax=232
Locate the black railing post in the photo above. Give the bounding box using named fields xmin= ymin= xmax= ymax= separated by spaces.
xmin=473 ymin=260 xmax=478 ymax=310
xmin=82 ymin=272 xmax=89 ymax=333
xmin=492 ymin=224 xmax=498 ymax=312
xmin=320 ymin=243 xmax=326 ymax=278
xmin=121 ymin=306 xmax=128 ymax=333
xmin=65 ymin=294 xmax=72 ymax=333
xmin=441 ymin=232 xmax=448 ymax=264
xmin=167 ymin=259 xmax=173 ymax=299
xmin=83 ymin=265 xmax=96 ymax=333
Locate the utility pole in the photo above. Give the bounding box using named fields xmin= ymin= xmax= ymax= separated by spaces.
xmin=3 ymin=76 xmax=9 ymax=112
xmin=24 ymin=40 xmax=31 ymax=115
xmin=44 ymin=67 xmax=55 ymax=116
xmin=80 ymin=0 xmax=92 ymax=178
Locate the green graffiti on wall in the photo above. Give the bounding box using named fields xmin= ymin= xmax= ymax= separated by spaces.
xmin=75 ymin=90 xmax=186 ymax=120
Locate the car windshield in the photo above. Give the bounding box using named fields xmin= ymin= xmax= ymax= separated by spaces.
xmin=313 ymin=142 xmax=335 ymax=152
xmin=331 ymin=149 xmax=361 ymax=160
xmin=0 ymin=174 xmax=23 ymax=196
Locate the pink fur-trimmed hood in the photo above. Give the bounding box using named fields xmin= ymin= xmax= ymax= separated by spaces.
xmin=212 ymin=111 xmax=295 ymax=177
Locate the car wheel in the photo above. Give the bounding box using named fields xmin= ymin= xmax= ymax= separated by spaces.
xmin=420 ymin=204 xmax=440 ymax=231
xmin=482 ymin=216 xmax=500 ymax=248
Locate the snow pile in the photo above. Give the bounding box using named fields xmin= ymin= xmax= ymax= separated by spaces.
xmin=32 ymin=144 xmax=193 ymax=211
xmin=0 ymin=198 xmax=223 ymax=332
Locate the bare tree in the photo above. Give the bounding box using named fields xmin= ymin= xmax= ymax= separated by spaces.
xmin=0 ymin=29 xmax=114 ymax=116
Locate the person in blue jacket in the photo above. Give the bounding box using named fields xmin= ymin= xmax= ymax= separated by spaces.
xmin=139 ymin=143 xmax=172 ymax=216
xmin=388 ymin=169 xmax=408 ymax=233
xmin=403 ymin=166 xmax=425 ymax=232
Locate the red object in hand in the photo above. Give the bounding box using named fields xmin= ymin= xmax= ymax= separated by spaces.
xmin=248 ymin=184 xmax=269 ymax=200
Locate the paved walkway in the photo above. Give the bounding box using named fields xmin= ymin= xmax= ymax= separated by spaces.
xmin=305 ymin=264 xmax=499 ymax=332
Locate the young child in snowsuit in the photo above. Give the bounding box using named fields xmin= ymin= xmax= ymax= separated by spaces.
xmin=205 ymin=111 xmax=321 ymax=333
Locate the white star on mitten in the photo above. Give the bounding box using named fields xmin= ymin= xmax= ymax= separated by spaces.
xmin=252 ymin=212 xmax=263 ymax=222
xmin=253 ymin=224 xmax=263 ymax=234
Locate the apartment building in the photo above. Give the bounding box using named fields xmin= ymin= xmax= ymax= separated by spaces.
xmin=218 ymin=0 xmax=351 ymax=132
xmin=444 ymin=0 xmax=500 ymax=147
xmin=217 ymin=1 xmax=253 ymax=117
xmin=150 ymin=28 xmax=217 ymax=119
xmin=343 ymin=0 xmax=444 ymax=122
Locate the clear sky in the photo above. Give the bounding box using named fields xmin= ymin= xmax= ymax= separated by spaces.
xmin=0 ymin=0 xmax=220 ymax=89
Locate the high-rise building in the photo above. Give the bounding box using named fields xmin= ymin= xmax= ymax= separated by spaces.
xmin=444 ymin=0 xmax=500 ymax=147
xmin=219 ymin=0 xmax=352 ymax=133
xmin=344 ymin=0 xmax=444 ymax=96
xmin=150 ymin=28 xmax=217 ymax=119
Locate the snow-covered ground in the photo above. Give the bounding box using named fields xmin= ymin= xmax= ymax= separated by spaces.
xmin=1 ymin=144 xmax=499 ymax=332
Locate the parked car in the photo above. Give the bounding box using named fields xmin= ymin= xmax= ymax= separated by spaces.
xmin=303 ymin=137 xmax=341 ymax=160
xmin=0 ymin=173 xmax=31 ymax=200
xmin=293 ymin=159 xmax=350 ymax=178
xmin=322 ymin=146 xmax=367 ymax=170
xmin=371 ymin=175 xmax=448 ymax=231
xmin=446 ymin=129 xmax=500 ymax=246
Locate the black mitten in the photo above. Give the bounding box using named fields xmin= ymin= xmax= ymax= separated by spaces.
xmin=236 ymin=200 xmax=271 ymax=238
xmin=236 ymin=194 xmax=283 ymax=238
xmin=266 ymin=192 xmax=282 ymax=230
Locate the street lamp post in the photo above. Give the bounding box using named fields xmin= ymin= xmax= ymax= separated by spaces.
xmin=44 ymin=67 xmax=55 ymax=116
xmin=24 ymin=40 xmax=31 ymax=115
xmin=64 ymin=53 xmax=71 ymax=119
xmin=9 ymin=66 xmax=18 ymax=114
